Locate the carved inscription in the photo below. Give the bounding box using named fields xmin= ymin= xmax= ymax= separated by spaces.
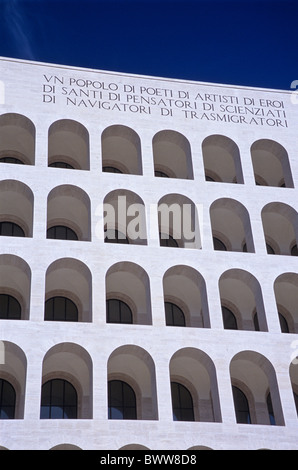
xmin=42 ymin=74 xmax=288 ymax=127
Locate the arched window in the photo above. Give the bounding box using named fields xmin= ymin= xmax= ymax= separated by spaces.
xmin=0 ymin=221 xmax=25 ymax=237
xmin=108 ymin=346 xmax=158 ymax=420
xmin=45 ymin=296 xmax=78 ymax=322
xmin=153 ymin=130 xmax=193 ymax=179
xmin=0 ymin=156 xmax=24 ymax=164
xmin=103 ymin=166 xmax=122 ymax=173
xmin=222 ymin=306 xmax=238 ymax=330
xmin=294 ymin=391 xmax=298 ymax=416
xmin=40 ymin=379 xmax=77 ymax=419
xmin=48 ymin=119 xmax=90 ymax=170
xmin=290 ymin=360 xmax=298 ymax=417
xmin=47 ymin=225 xmax=78 ymax=240
xmin=106 ymin=262 xmax=152 ymax=326
xmin=253 ymin=312 xmax=260 ymax=332
xmin=266 ymin=392 xmax=276 ymax=425
xmin=0 ymin=181 xmax=34 ymax=238
xmin=274 ymin=273 xmax=298 ymax=334
xmin=291 ymin=244 xmax=298 ymax=256
xmin=210 ymin=198 xmax=254 ymax=253
xmin=262 ymin=202 xmax=298 ymax=256
xmin=108 ymin=380 xmax=137 ymax=420
xmin=159 ymin=233 xmax=179 ymax=248
xmin=163 ymin=266 xmax=210 ymax=329
xmin=202 ymin=135 xmax=243 ymax=183
xmin=171 ymin=382 xmax=194 ymax=421
xmin=231 ymin=351 xmax=284 ymax=426
xmin=213 ymin=237 xmax=227 ymax=251
xmin=45 ymin=258 xmax=92 ymax=323
xmin=49 ymin=161 xmax=74 ymax=169
xmin=219 ymin=269 xmax=267 ymax=332
xmin=0 ymin=379 xmax=16 ymax=419
xmin=0 ymin=294 xmax=21 ymax=320
xmin=278 ymin=312 xmax=289 ymax=333
xmin=0 ymin=113 xmax=36 ymax=165
xmin=266 ymin=243 xmax=275 ymax=254
xmin=102 ymin=125 xmax=142 ymax=175
xmin=158 ymin=194 xmax=200 ymax=250
xmin=165 ymin=302 xmax=185 ymax=326
xmin=106 ymin=299 xmax=133 ymax=324
xmin=155 ymin=170 xmax=169 ymax=178
xmin=104 ymin=228 xmax=129 ymax=244
xmin=103 ymin=189 xmax=147 ymax=245
xmin=47 ymin=185 xmax=91 ymax=241
xmin=251 ymin=139 xmax=293 ymax=188
xmin=205 ymin=175 xmax=215 ymax=182
xmin=232 ymin=386 xmax=251 ymax=424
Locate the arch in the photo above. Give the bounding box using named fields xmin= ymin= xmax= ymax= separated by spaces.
xmin=119 ymin=444 xmax=150 ymax=450
xmin=152 ymin=130 xmax=193 ymax=179
xmin=188 ymin=445 xmax=213 ymax=450
xmin=101 ymin=125 xmax=142 ymax=175
xmin=0 ymin=341 xmax=27 ymax=419
xmin=230 ymin=351 xmax=284 ymax=425
xmin=48 ymin=119 xmax=90 ymax=170
xmin=219 ymin=269 xmax=267 ymax=331
xmin=210 ymin=198 xmax=255 ymax=252
xmin=0 ymin=113 xmax=35 ymax=165
xmin=50 ymin=444 xmax=82 ymax=450
xmin=169 ymin=348 xmax=222 ymax=422
xmin=0 ymin=254 xmax=31 ymax=320
xmin=45 ymin=258 xmax=92 ymax=322
xmin=251 ymin=139 xmax=294 ymax=188
xmin=47 ymin=185 xmax=91 ymax=241
xmin=158 ymin=194 xmax=201 ymax=249
xmin=163 ymin=265 xmax=210 ymax=328
xmin=103 ymin=189 xmax=147 ymax=245
xmin=261 ymin=202 xmax=298 ymax=256
xmin=202 ymin=135 xmax=243 ymax=183
xmin=41 ymin=342 xmax=93 ymax=419
xmin=274 ymin=273 xmax=298 ymax=333
xmin=107 ymin=345 xmax=158 ymax=420
xmin=47 ymin=225 xmax=78 ymax=241
xmin=105 ymin=262 xmax=152 ymax=325
xmin=0 ymin=180 xmax=34 ymax=237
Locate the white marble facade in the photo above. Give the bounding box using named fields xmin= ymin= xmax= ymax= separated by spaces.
xmin=0 ymin=57 xmax=298 ymax=449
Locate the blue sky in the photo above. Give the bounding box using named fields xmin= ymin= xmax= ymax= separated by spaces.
xmin=0 ymin=0 xmax=297 ymax=90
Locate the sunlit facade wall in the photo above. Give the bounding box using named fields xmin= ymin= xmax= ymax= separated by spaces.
xmin=0 ymin=57 xmax=298 ymax=450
